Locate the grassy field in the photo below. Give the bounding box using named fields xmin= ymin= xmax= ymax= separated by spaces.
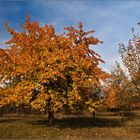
xmin=0 ymin=110 xmax=140 ymax=140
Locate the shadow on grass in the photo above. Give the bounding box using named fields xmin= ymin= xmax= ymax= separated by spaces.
xmin=30 ymin=116 xmax=123 ymax=129
xmin=0 ymin=118 xmax=18 ymax=123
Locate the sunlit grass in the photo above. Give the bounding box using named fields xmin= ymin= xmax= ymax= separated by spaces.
xmin=0 ymin=110 xmax=140 ymax=140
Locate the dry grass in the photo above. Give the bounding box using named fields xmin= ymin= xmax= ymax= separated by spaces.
xmin=0 ymin=110 xmax=140 ymax=140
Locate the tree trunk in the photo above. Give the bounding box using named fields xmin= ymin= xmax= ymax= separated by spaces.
xmin=120 ymin=108 xmax=125 ymax=122
xmin=121 ymin=111 xmax=124 ymax=121
xmin=48 ymin=108 xmax=54 ymax=126
xmin=118 ymin=109 xmax=120 ymax=116
xmin=92 ymin=110 xmax=95 ymax=122
xmin=128 ymin=102 xmax=132 ymax=116
xmin=0 ymin=107 xmax=3 ymax=117
xmin=16 ymin=106 xmax=20 ymax=119
xmin=47 ymin=96 xmax=54 ymax=126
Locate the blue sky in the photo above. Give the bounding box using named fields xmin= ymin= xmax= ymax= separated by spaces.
xmin=0 ymin=0 xmax=140 ymax=72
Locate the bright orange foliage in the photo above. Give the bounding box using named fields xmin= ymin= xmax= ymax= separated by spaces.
xmin=105 ymin=62 xmax=134 ymax=111
xmin=0 ymin=17 xmax=108 ymax=114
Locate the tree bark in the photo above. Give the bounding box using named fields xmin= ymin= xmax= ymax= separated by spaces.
xmin=120 ymin=108 xmax=125 ymax=122
xmin=47 ymin=96 xmax=54 ymax=126
xmin=92 ymin=110 xmax=95 ymax=122
xmin=128 ymin=102 xmax=132 ymax=116
xmin=17 ymin=106 xmax=20 ymax=118
xmin=48 ymin=107 xmax=54 ymax=126
xmin=0 ymin=107 xmax=3 ymax=117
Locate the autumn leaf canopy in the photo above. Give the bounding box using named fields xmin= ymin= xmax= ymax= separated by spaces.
xmin=0 ymin=17 xmax=108 ymax=112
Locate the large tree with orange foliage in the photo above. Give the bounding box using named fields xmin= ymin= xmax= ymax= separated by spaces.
xmin=0 ymin=17 xmax=108 ymax=124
